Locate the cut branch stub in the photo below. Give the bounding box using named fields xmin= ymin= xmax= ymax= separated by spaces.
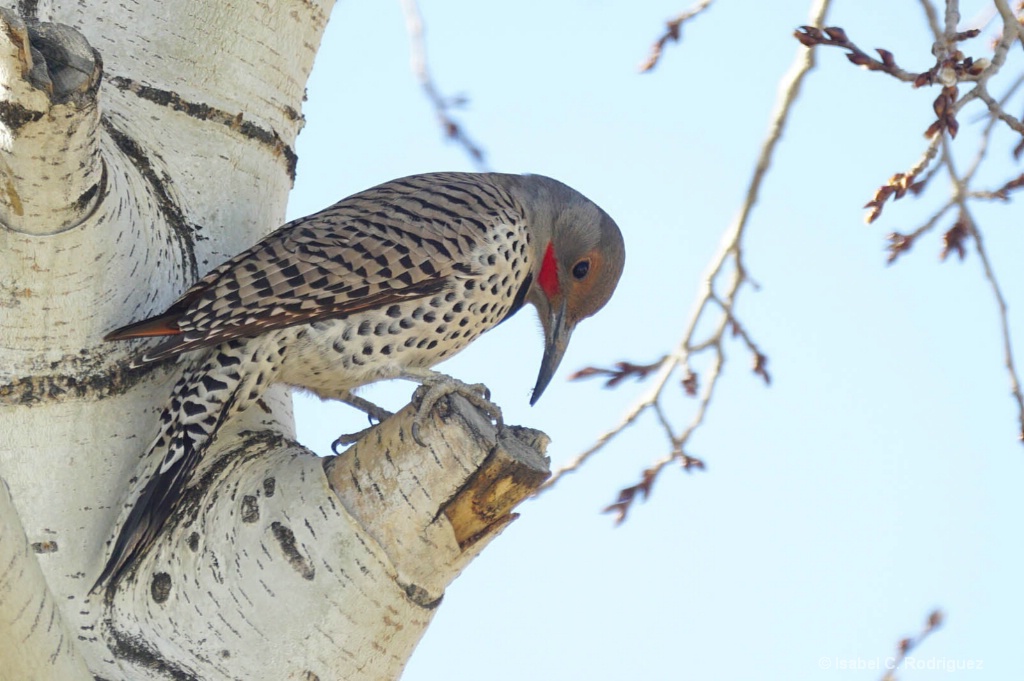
xmin=326 ymin=393 xmax=550 ymax=596
xmin=0 ymin=8 xmax=104 ymax=235
xmin=442 ymin=424 xmax=550 ymax=550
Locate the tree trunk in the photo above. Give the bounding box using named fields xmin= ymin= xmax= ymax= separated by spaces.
xmin=0 ymin=3 xmax=549 ymax=679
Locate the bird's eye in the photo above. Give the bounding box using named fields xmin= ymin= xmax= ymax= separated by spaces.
xmin=572 ymin=260 xmax=590 ymax=280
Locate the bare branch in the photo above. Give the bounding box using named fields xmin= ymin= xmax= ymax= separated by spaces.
xmin=554 ymin=0 xmax=1024 ymax=519
xmin=858 ymin=0 xmax=1024 ymax=444
xmin=638 ymin=0 xmax=714 ymax=73
xmin=400 ymin=0 xmax=489 ymax=169
xmin=936 ymin=136 xmax=1024 ymax=440
xmin=969 ymin=216 xmax=1024 ymax=442
xmin=541 ymin=0 xmax=833 ymax=513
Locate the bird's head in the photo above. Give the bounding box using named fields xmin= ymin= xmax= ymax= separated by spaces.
xmin=496 ymin=174 xmax=625 ymax=405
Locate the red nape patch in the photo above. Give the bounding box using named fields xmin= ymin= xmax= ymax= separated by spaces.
xmin=538 ymin=242 xmax=560 ymax=298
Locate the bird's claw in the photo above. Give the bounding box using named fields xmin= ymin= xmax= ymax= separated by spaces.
xmin=332 ymin=392 xmax=394 ymax=452
xmin=331 ymin=427 xmax=371 ymax=454
xmin=410 ymin=377 xmax=502 ymax=446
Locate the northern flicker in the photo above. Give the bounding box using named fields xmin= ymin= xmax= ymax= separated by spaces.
xmin=95 ymin=172 xmax=625 ymax=589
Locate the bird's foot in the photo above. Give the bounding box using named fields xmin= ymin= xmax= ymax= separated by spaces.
xmin=338 ymin=391 xmax=394 ymax=422
xmin=410 ymin=374 xmax=503 ymax=446
xmin=332 ymin=391 xmax=395 ymax=453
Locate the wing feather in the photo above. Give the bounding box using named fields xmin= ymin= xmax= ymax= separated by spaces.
xmin=105 ymin=173 xmax=521 ymax=363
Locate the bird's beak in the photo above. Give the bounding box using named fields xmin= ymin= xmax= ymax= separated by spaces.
xmin=531 ymin=297 xmax=574 ymax=406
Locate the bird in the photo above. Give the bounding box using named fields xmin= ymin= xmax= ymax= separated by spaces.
xmin=94 ymin=171 xmax=625 ymax=590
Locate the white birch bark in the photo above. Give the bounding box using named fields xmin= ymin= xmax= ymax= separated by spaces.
xmin=0 ymin=2 xmax=550 ymax=679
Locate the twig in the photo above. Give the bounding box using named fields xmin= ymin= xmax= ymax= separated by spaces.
xmin=939 ymin=136 xmax=1024 ymax=440
xmin=861 ymin=0 xmax=1024 ymax=445
xmin=916 ymin=0 xmax=944 ymax=40
xmin=540 ymin=0 xmax=833 ymax=517
xmin=971 ymin=212 xmax=1024 ymax=441
xmin=864 ymin=136 xmax=942 ymax=224
xmin=794 ymin=25 xmax=921 ymax=83
xmin=638 ymin=0 xmax=715 ymax=73
xmin=885 ymin=200 xmax=955 ymax=264
xmin=880 ymin=610 xmax=944 ymax=681
xmin=399 ymin=0 xmax=488 ymax=169
xmin=570 ymin=359 xmax=667 ymax=388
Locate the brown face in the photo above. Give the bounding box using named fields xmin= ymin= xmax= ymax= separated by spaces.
xmin=562 ymin=244 xmax=621 ymax=326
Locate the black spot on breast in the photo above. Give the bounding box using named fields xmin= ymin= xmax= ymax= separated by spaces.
xmin=362 ymin=344 xmax=373 ymax=355
xmin=201 ymin=375 xmax=229 ymax=393
xmin=358 ymin=320 xmax=371 ymax=336
xmin=386 ymin=305 xmax=402 ymax=318
xmin=183 ymin=400 xmax=206 ymax=417
xmin=216 ymin=352 xmax=241 ymax=367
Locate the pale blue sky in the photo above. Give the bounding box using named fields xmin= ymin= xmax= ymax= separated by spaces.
xmin=288 ymin=1 xmax=1024 ymax=678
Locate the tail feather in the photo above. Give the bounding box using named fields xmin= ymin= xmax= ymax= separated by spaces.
xmin=95 ymin=338 xmax=275 ymax=592
xmin=92 ymin=444 xmax=195 ymax=590
xmin=103 ymin=312 xmax=182 ymax=341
